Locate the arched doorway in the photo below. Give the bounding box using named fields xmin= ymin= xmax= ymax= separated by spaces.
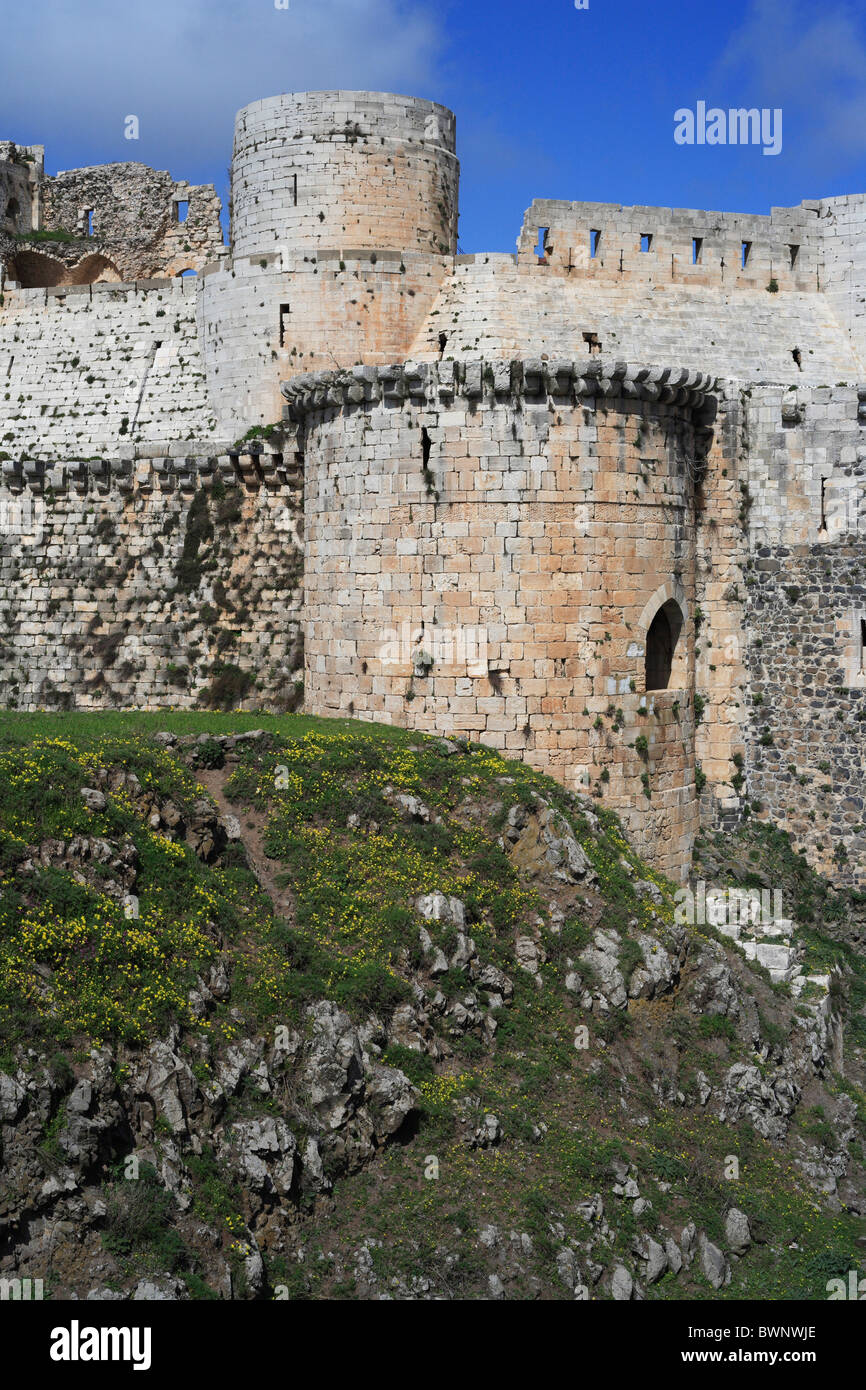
xmin=645 ymin=598 xmax=684 ymax=691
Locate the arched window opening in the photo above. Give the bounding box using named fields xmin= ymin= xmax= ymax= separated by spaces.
xmin=5 ymin=196 xmax=20 ymax=227
xmin=645 ymin=599 xmax=684 ymax=691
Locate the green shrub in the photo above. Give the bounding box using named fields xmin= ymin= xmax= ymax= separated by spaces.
xmin=102 ymin=1163 xmax=186 ymax=1272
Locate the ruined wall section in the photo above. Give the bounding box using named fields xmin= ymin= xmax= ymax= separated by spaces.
xmin=0 ymin=144 xmax=44 ymax=285
xmin=0 ymin=143 xmax=42 ymax=235
xmin=290 ymin=357 xmax=714 ymax=882
xmin=0 ymin=281 xmax=219 ymax=460
xmin=0 ymin=445 xmax=303 ymax=711
xmin=15 ymin=163 xmax=225 ymax=284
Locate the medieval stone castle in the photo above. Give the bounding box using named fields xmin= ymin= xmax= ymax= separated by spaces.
xmin=1 ymin=91 xmax=864 ymax=887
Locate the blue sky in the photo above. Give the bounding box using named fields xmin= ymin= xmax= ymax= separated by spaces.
xmin=2 ymin=0 xmax=866 ymax=252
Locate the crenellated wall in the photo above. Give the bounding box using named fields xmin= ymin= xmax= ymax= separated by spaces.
xmin=517 ymin=196 xmax=822 ymax=290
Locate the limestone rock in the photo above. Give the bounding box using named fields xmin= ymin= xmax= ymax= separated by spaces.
xmin=698 ymin=1232 xmax=730 ymax=1289
xmin=725 ymin=1207 xmax=752 ymax=1256
xmin=79 ymin=788 xmax=107 ymax=812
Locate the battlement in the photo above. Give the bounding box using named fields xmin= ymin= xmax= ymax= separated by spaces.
xmin=518 ymin=196 xmax=822 ymax=290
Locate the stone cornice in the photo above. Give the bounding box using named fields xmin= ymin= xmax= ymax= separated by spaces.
xmin=281 ymin=357 xmax=720 ymax=422
xmin=0 ymin=444 xmax=297 ymax=494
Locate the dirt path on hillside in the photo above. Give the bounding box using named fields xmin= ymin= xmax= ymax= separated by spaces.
xmin=196 ymin=766 xmax=293 ymax=917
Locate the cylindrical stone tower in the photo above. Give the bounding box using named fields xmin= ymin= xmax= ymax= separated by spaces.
xmin=285 ymin=357 xmax=716 ymax=883
xmin=201 ymin=91 xmax=458 ymax=437
xmin=230 ymin=90 xmax=458 ymax=258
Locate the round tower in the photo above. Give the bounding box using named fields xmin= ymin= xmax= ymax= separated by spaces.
xmin=201 ymin=91 xmax=458 ymax=437
xmin=230 ymin=90 xmax=458 ymax=258
xmin=287 ymin=358 xmax=714 ymax=883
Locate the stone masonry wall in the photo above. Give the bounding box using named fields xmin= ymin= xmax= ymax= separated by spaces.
xmin=734 ymin=384 xmax=866 ymax=887
xmin=816 ymin=195 xmax=866 ymax=369
xmin=692 ymin=383 xmax=752 ymax=836
xmin=0 ymin=445 xmax=303 ymax=711
xmin=289 ymin=357 xmax=714 ymax=881
xmin=199 ymin=249 xmax=452 ymax=438
xmin=37 ymin=163 xmax=224 ymax=282
xmin=409 ymin=258 xmax=862 ymax=385
xmin=687 ymin=381 xmax=866 ymax=888
xmin=0 ymin=281 xmax=219 ymax=460
xmin=1 ymin=89 xmax=864 ymax=889
xmin=742 ymin=539 xmax=866 ymax=888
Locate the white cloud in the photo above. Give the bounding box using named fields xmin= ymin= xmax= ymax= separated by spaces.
xmin=0 ymin=0 xmax=445 ymax=175
xmin=715 ymin=0 xmax=866 ymax=162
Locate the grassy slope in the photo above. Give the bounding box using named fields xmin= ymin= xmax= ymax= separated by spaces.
xmin=1 ymin=710 xmax=864 ymax=1300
